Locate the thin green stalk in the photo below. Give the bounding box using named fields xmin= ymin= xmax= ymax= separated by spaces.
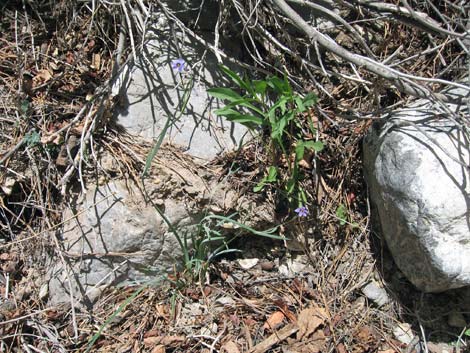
xmin=143 ymin=75 xmax=194 ymax=176
xmin=85 ymin=285 xmax=146 ymax=352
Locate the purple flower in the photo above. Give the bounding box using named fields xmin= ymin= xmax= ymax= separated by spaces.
xmin=294 ymin=205 xmax=309 ymax=217
xmin=171 ymin=58 xmax=185 ymax=73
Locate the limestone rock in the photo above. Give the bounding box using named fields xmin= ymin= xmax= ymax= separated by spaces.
xmin=47 ymin=148 xmax=246 ymax=305
xmin=363 ymin=90 xmax=470 ymax=292
xmin=47 ymin=179 xmax=198 ymax=305
xmin=113 ymin=12 xmax=248 ymax=161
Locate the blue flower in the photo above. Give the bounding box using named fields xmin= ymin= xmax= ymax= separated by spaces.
xmin=294 ymin=205 xmax=309 ymax=217
xmin=171 ymin=58 xmax=186 ymax=73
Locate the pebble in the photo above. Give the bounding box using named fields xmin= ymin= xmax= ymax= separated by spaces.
xmin=361 ymin=281 xmax=390 ymax=307
xmin=238 ymin=258 xmax=259 ymax=270
xmin=393 ymin=322 xmax=414 ymax=345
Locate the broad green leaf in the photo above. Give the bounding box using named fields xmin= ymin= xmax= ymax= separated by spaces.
xmin=303 ymin=92 xmax=317 ymax=107
xmin=207 ymin=88 xmax=243 ymax=102
xmin=254 ymin=166 xmax=277 ymax=192
xmin=253 ymin=80 xmax=267 ymax=95
xmin=295 ymin=142 xmax=306 ymax=162
xmin=271 ymin=113 xmax=291 ymax=140
xmin=219 ymin=65 xmax=252 ymax=92
xmin=295 ymin=96 xmax=305 ymax=113
xmin=303 ymin=140 xmax=324 ymax=152
xmin=268 ymin=96 xmax=289 ymax=122
xmin=214 ymin=107 xmax=241 ymax=117
xmin=336 ymin=204 xmax=348 ymax=225
xmin=211 ymin=97 xmax=265 ymax=116
xmin=253 ymin=181 xmax=266 ymax=193
xmin=267 ymin=75 xmax=288 ymax=94
xmin=226 ymin=113 xmax=263 ymax=126
xmin=266 ymin=166 xmax=277 ymax=182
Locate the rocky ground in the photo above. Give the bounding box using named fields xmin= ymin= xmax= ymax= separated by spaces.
xmin=1 ymin=1 xmax=469 ymax=352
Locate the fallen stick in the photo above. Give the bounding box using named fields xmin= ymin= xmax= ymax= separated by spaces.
xmin=247 ymin=323 xmax=299 ymax=353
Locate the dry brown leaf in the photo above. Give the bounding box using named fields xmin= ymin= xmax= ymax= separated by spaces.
xmin=221 ymin=341 xmax=241 ymax=353
xmin=33 ymin=69 xmax=53 ymax=88
xmin=298 ymin=159 xmax=312 ymax=169
xmin=0 ymin=253 xmax=12 ymax=261
xmin=297 ymin=306 xmax=327 ymax=340
xmin=143 ymin=336 xmax=185 ymax=347
xmin=155 ymin=304 xmax=170 ymax=321
xmin=378 ymin=350 xmax=397 ymax=353
xmin=336 ymin=342 xmax=347 ymax=353
xmin=249 ymin=323 xmax=299 ymax=353
xmin=263 ymin=311 xmax=286 ymax=330
xmin=41 ymin=133 xmax=62 ymax=145
xmin=285 ymin=330 xmax=325 ymax=353
xmin=150 ymin=345 xmax=165 ymax=353
xmin=143 ymin=329 xmax=159 ymax=338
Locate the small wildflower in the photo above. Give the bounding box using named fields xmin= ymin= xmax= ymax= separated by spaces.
xmin=171 ymin=58 xmax=186 ymax=73
xmin=294 ymin=205 xmax=309 ymax=217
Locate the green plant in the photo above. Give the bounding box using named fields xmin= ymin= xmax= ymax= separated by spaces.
xmin=150 ymin=200 xmax=283 ymax=284
xmin=19 ymin=99 xmax=30 ymax=115
xmin=143 ymin=75 xmax=194 ymax=176
xmin=85 ymin=285 xmax=146 ymax=352
xmin=336 ymin=204 xmax=348 ymax=226
xmin=335 ymin=203 xmax=359 ymax=228
xmin=208 ymin=66 xmax=323 ymax=208
xmin=24 ymin=131 xmax=41 ymax=147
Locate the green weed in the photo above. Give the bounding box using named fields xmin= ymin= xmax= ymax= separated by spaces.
xmin=335 ymin=203 xmax=359 ymax=228
xmin=150 ymin=200 xmax=284 ymax=284
xmin=208 ymin=65 xmax=323 ymax=209
xmin=24 ymin=131 xmax=41 ymax=147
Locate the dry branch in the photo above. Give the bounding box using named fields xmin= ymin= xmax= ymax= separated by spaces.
xmin=272 ymin=0 xmax=470 ymax=103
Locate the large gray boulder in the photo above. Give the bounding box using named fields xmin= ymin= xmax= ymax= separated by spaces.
xmin=48 ymin=179 xmax=194 ymax=305
xmin=46 ymin=148 xmax=240 ymax=305
xmin=363 ymin=93 xmax=470 ymax=292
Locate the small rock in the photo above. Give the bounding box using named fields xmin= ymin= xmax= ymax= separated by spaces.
xmin=200 ymin=322 xmax=218 ymax=336
xmin=447 ymin=311 xmax=467 ymax=328
xmin=361 ymin=281 xmax=390 ymax=307
xmin=393 ymin=322 xmax=414 ymax=345
xmin=85 ymin=285 xmax=106 ymax=304
xmin=278 ymin=256 xmax=310 ymax=276
xmin=39 ymin=283 xmax=48 ymax=300
xmin=260 ymin=261 xmax=275 ymax=271
xmin=352 ymin=297 xmax=366 ymax=312
xmin=216 ymin=296 xmax=236 ymax=306
xmin=1 ymin=177 xmax=16 ymax=195
xmin=238 ymin=258 xmax=259 ymax=270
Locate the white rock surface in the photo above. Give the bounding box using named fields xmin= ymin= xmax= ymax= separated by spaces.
xmin=361 ymin=281 xmax=390 ymax=307
xmin=393 ymin=322 xmax=414 ymax=345
xmin=113 ymin=14 xmax=248 ymax=160
xmin=47 ymin=179 xmax=195 ymax=305
xmin=363 ymin=90 xmax=470 ymax=292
